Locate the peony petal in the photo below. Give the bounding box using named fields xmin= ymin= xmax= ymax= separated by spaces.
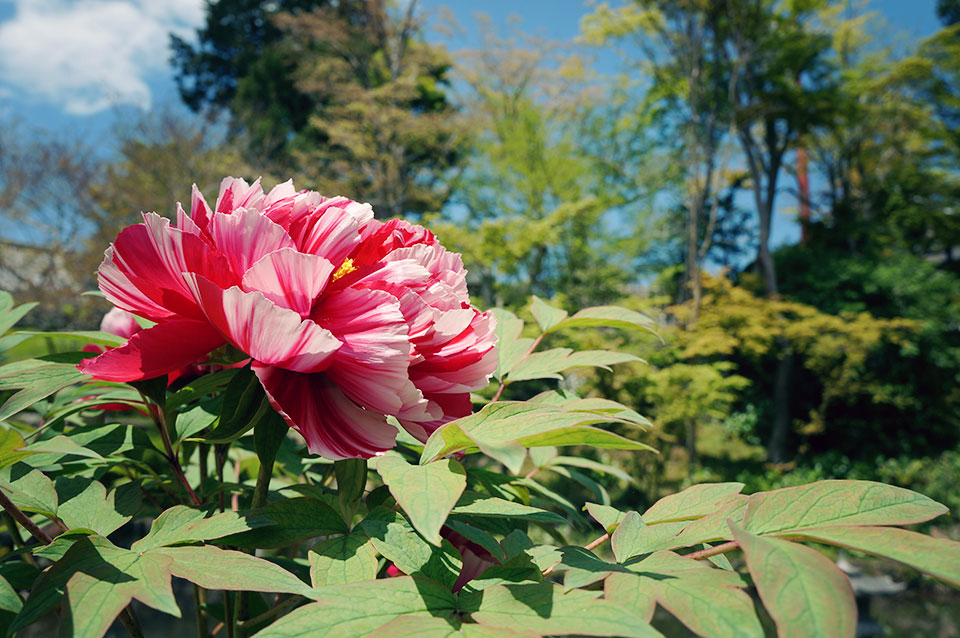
xmin=241 ymin=248 xmax=335 ymax=317
xmin=190 ymin=183 xmax=214 ymax=232
xmin=288 ymin=201 xmax=362 ymax=265
xmin=99 ymin=214 xmax=233 ymax=322
xmin=253 ymin=365 xmax=396 ymax=459
xmin=188 ymin=277 xmax=341 ymax=373
xmin=313 ymin=287 xmax=413 ymax=415
xmin=100 ymin=308 xmax=141 ymax=340
xmin=400 ymin=392 xmax=472 ymax=442
xmin=353 ymin=218 xmax=437 ymax=267
xmin=210 ymin=208 xmax=296 ymax=278
xmin=77 ymin=318 xmax=225 ymax=382
xmin=216 ymin=176 xmax=264 ymax=213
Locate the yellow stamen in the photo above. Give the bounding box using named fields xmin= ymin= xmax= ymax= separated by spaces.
xmin=333 ymin=258 xmax=357 ymax=281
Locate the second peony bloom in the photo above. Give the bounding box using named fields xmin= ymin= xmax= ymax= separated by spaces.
xmin=78 ymin=177 xmax=497 ymax=459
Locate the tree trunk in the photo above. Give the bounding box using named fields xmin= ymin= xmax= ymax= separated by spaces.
xmin=767 ymin=349 xmax=793 ymax=463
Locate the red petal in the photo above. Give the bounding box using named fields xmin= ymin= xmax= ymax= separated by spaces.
xmin=77 ymin=319 xmax=225 ymax=382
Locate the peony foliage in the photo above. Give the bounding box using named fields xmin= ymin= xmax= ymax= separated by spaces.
xmin=0 ymin=182 xmax=957 ymax=638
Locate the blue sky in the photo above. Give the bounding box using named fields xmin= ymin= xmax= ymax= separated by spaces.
xmin=0 ymin=0 xmax=945 ymax=246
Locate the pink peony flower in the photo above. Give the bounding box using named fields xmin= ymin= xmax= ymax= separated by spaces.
xmin=78 ymin=177 xmax=497 ymax=459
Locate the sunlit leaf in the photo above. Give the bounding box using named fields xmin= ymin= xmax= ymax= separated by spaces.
xmin=546 ymin=306 xmax=656 ymax=335
xmin=732 ymin=524 xmax=856 ymax=638
xmin=378 ymin=456 xmax=466 ymax=546
xmin=252 ymin=576 xmax=457 ymax=638
xmin=308 ymin=532 xmax=379 ymax=587
xmin=781 ymin=526 xmax=960 ymax=588
xmin=742 ymin=480 xmax=947 ymax=534
xmin=154 ymin=545 xmax=313 ymax=595
xmin=530 ymin=297 xmax=568 ymax=333
xmin=643 ymin=483 xmax=744 ymax=524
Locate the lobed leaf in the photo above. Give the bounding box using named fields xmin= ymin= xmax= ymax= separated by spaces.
xmin=252 ymin=576 xmax=457 ymax=638
xmin=154 ymin=545 xmax=313 ymax=595
xmin=460 ymin=581 xmax=660 ymax=637
xmin=308 ymin=532 xmax=379 ymax=587
xmin=530 ymin=297 xmax=568 ymax=333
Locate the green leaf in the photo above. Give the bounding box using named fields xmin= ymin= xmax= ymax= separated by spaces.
xmin=223 ymin=497 xmax=348 ymax=548
xmin=176 ymin=402 xmax=219 ymax=440
xmin=8 ymin=330 xmax=125 ymax=348
xmin=460 ymin=582 xmax=660 ymax=637
xmin=55 ymin=479 xmax=141 ymax=535
xmin=335 ymin=458 xmax=368 ymax=523
xmin=490 ymin=308 xmax=534 ymax=381
xmin=530 ymin=297 xmax=568 ymax=333
xmin=166 ymin=368 xmax=239 ymax=411
xmin=252 ymin=576 xmax=457 ymax=638
xmin=604 ymin=573 xmax=655 ymax=622
xmin=0 ymin=363 xmax=86 ymax=421
xmin=421 ymin=402 xmax=655 ymax=465
xmin=550 ymin=457 xmax=634 ymax=484
xmin=643 ymin=483 xmax=744 ymax=524
xmin=0 ymin=293 xmax=37 ymax=337
xmin=464 ymin=552 xmax=541 ymax=592
xmin=0 ymin=462 xmax=58 ymax=518
xmin=452 ymin=492 xmax=566 ymax=524
xmin=742 ymin=480 xmax=948 ymax=534
xmin=153 ymin=545 xmax=313 ymax=595
xmin=782 ymin=526 xmax=960 ymax=588
xmin=506 ymin=349 xmax=641 ymax=382
xmin=668 ymin=496 xmax=749 ymax=548
xmin=22 ymin=434 xmax=107 ymax=466
xmin=360 ymin=509 xmax=462 ymax=589
xmin=378 ymin=456 xmax=466 ymax=546
xmin=197 ymin=366 xmax=270 ymax=443
xmin=546 ymin=306 xmax=657 ymax=335
xmin=611 ymin=511 xmax=645 ymax=563
xmin=12 ymin=535 xmax=180 ymax=638
xmin=131 ymin=506 xmax=271 ymax=552
xmin=607 ymin=552 xmax=762 ymax=638
xmin=0 ymin=429 xmax=32 ymax=471
xmin=584 ymin=502 xmax=625 ymax=532
xmin=0 ymin=573 xmax=22 ymax=636
xmin=308 ymin=532 xmax=379 ymax=587
xmin=731 ymin=524 xmax=856 ymax=638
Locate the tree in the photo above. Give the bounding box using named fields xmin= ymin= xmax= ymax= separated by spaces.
xmin=582 ymin=1 xmax=736 ymax=321
xmin=172 ymin=0 xmax=461 ymax=218
xmin=432 ymin=22 xmax=652 ymax=308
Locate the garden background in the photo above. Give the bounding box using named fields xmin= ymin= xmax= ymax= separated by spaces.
xmin=1 ymin=0 xmax=959 ymax=634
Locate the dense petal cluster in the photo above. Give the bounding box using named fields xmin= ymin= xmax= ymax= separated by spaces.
xmin=79 ymin=177 xmax=497 ymax=458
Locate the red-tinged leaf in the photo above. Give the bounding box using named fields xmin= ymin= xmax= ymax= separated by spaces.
xmin=742 ymin=480 xmax=947 ymax=534
xmin=781 ymin=526 xmax=960 ymax=588
xmin=731 ymin=524 xmax=856 ymax=638
xmin=153 ymin=545 xmax=313 ymax=595
xmin=643 ymin=483 xmax=745 ymax=524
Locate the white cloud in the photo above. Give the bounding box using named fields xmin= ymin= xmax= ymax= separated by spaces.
xmin=0 ymin=0 xmax=205 ymax=115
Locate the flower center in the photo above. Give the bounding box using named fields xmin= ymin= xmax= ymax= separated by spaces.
xmin=333 ymin=258 xmax=357 ymax=281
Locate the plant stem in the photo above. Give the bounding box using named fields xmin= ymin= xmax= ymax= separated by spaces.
xmin=251 ymin=454 xmax=274 ymax=510
xmin=118 ymin=607 xmax=145 ymax=638
xmin=686 ymin=540 xmax=738 ymax=561
xmin=140 ymin=391 xmax=202 ymax=506
xmin=585 ymin=533 xmax=610 ymax=552
xmin=193 ymin=585 xmax=208 ymax=638
xmin=223 ymin=591 xmax=236 ymax=638
xmin=0 ymin=490 xmax=52 ymax=544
